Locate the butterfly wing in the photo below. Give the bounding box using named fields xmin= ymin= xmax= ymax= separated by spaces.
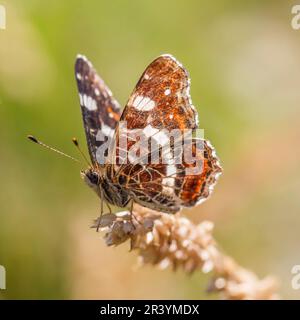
xmin=107 ymin=55 xmax=222 ymax=213
xmin=111 ymin=138 xmax=221 ymax=213
xmin=119 ymin=54 xmax=198 ymax=130
xmin=75 ymin=55 xmax=121 ymax=164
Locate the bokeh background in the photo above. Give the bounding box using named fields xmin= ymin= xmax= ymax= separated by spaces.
xmin=0 ymin=0 xmax=299 ymax=299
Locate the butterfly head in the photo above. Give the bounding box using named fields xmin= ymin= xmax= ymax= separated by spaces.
xmin=81 ymin=168 xmax=102 ymax=195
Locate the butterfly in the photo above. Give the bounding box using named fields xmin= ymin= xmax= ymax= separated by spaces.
xmin=75 ymin=54 xmax=222 ymax=227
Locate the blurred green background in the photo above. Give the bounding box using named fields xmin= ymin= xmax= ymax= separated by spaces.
xmin=0 ymin=0 xmax=299 ymax=299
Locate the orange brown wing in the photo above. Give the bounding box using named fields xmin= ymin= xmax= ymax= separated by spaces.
xmin=105 ymin=55 xmax=222 ymax=213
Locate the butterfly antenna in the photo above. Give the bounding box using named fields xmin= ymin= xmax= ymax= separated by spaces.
xmin=27 ymin=135 xmax=80 ymax=163
xmin=72 ymin=137 xmax=92 ymax=167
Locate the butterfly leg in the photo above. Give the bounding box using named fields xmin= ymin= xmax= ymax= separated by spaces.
xmin=106 ymin=202 xmax=112 ymax=215
xmin=129 ymin=199 xmax=142 ymax=227
xmin=95 ymin=189 xmax=104 ymax=232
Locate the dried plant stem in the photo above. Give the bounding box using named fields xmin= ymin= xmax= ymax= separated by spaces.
xmin=94 ymin=203 xmax=279 ymax=300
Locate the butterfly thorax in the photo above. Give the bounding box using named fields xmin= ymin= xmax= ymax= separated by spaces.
xmin=81 ymin=167 xmax=131 ymax=207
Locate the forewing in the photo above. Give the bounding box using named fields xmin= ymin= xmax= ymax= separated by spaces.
xmin=108 ymin=54 xmax=199 ymax=167
xmin=75 ymin=55 xmax=121 ymax=164
xmin=120 ymin=54 xmax=198 ymax=130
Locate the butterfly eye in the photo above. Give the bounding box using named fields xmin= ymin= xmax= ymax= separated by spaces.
xmin=87 ymin=171 xmax=100 ymax=185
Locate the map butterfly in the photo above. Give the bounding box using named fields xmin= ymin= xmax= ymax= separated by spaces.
xmin=75 ymin=54 xmax=222 ymax=226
